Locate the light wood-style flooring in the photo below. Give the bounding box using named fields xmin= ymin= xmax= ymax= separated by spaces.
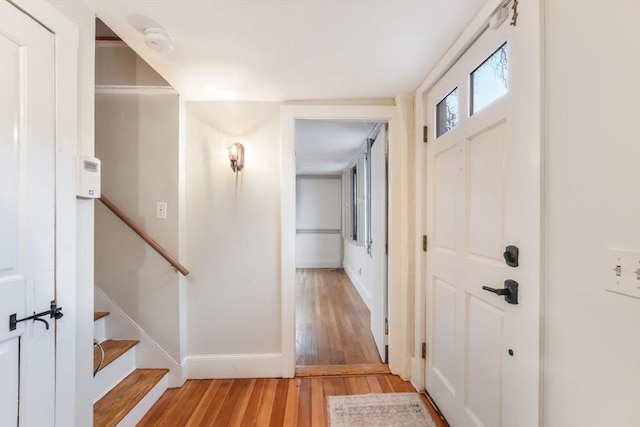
xmin=138 ymin=374 xmax=448 ymax=427
xmin=136 ymin=268 xmax=450 ymax=426
xmin=295 ymin=268 xmax=381 ymax=366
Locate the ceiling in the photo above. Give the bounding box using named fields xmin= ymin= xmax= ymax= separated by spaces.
xmin=295 ymin=120 xmax=377 ymax=175
xmin=87 ymin=0 xmax=485 ymax=101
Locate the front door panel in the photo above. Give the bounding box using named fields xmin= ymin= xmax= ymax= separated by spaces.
xmin=424 ymin=3 xmax=542 ymax=427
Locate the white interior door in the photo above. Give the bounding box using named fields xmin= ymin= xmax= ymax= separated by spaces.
xmin=424 ymin=4 xmax=541 ymax=427
xmin=369 ymin=126 xmax=387 ymax=361
xmin=0 ymin=2 xmax=56 ymax=426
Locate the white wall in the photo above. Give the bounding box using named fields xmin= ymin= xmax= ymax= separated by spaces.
xmin=95 ymin=92 xmax=182 ymax=362
xmin=295 ymin=177 xmax=342 ymax=268
xmin=42 ymin=1 xmax=95 ymax=425
xmin=344 ymin=240 xmax=373 ymax=307
xmin=343 ymin=127 xmax=387 ymax=319
xmin=95 ymin=40 xmax=169 ymax=86
xmin=185 ymin=102 xmax=282 ymax=377
xmin=544 ymin=2 xmax=640 ymax=426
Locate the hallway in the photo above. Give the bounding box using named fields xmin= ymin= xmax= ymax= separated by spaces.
xmin=295 ymin=269 xmax=382 ymax=367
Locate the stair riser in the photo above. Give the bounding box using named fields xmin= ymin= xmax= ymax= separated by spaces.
xmin=115 ymin=373 xmax=168 ymax=427
xmin=93 ymin=347 xmax=136 ymax=403
xmin=95 ymin=288 xmax=183 ymax=387
xmin=94 ymin=317 xmax=107 ymax=344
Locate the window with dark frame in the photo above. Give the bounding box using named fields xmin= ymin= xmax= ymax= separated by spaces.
xmin=365 ymin=138 xmax=373 ymax=254
xmin=351 ymin=165 xmax=358 ymax=241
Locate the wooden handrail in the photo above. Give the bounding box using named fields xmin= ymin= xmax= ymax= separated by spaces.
xmin=99 ymin=195 xmax=190 ymax=276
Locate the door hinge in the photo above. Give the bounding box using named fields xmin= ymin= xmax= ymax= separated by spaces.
xmin=422 ymin=342 xmax=427 ymax=359
xmin=422 ymin=235 xmax=428 ymax=252
xmin=385 ymin=318 xmax=389 ymax=335
xmin=423 ymin=126 xmax=428 ymax=143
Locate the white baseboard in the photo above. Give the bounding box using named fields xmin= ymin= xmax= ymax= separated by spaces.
xmin=95 ymin=287 xmax=185 ymax=387
xmin=295 ymin=260 xmax=341 ymax=268
xmin=186 ymin=353 xmax=283 ymax=379
xmin=344 ymin=265 xmax=372 ymax=309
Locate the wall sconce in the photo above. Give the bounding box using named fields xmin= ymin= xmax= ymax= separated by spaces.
xmin=228 ymin=142 xmax=244 ymax=173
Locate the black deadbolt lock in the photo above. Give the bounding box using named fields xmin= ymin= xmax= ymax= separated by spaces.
xmin=503 ymin=245 xmax=519 ymax=267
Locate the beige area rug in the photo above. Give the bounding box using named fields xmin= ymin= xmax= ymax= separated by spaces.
xmin=327 ymin=393 xmax=437 ymax=427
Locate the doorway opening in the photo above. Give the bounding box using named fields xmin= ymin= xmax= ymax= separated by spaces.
xmin=293 ymin=119 xmax=389 ymax=376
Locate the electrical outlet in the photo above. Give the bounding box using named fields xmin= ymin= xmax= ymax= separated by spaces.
xmin=156 ymin=202 xmax=167 ymax=219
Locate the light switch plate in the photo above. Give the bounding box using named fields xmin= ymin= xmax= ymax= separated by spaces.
xmin=156 ymin=202 xmax=167 ymax=219
xmin=605 ymin=248 xmax=640 ymax=299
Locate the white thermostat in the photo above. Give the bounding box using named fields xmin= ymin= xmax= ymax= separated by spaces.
xmin=77 ymin=155 xmax=101 ymax=199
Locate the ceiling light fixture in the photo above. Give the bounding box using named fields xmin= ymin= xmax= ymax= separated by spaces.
xmin=144 ymin=28 xmax=174 ymax=53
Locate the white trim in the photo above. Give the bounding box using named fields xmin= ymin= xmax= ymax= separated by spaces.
xmin=411 ymin=0 xmax=509 ymax=392
xmin=280 ymin=104 xmax=410 ymax=379
xmin=296 ymin=175 xmax=342 ymax=180
xmin=95 ymin=39 xmax=126 ymax=48
xmin=392 ymin=95 xmax=413 ymax=380
xmin=414 ymin=0 xmax=506 ymax=95
xmin=344 ymin=265 xmax=372 ymax=310
xmin=412 ymin=89 xmax=427 ymax=393
xmin=186 ymin=353 xmax=283 ymax=379
xmin=95 ymin=288 xmax=185 ymax=387
xmin=296 ymin=260 xmax=341 ymax=269
xmin=95 ymin=85 xmax=176 ymax=95
xmin=177 ymin=96 xmax=189 ymax=385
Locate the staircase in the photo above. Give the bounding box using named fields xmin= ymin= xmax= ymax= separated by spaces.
xmin=93 ymin=311 xmax=169 ymax=427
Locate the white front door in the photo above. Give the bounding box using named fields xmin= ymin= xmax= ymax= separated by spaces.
xmin=369 ymin=126 xmax=387 ymax=361
xmin=0 ymin=1 xmax=56 ymax=426
xmin=424 ymin=3 xmax=541 ymax=427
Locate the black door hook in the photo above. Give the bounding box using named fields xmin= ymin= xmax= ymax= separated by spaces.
xmin=9 ymin=300 xmax=64 ymax=331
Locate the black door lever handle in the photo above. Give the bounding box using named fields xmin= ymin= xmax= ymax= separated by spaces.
xmin=482 ymin=280 xmax=519 ymax=304
xmin=482 ymin=286 xmax=510 ymax=296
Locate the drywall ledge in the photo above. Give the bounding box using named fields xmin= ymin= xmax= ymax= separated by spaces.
xmin=186 ymin=353 xmax=283 ymax=379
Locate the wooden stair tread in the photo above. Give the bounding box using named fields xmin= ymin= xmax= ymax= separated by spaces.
xmin=94 ymin=311 xmax=110 ymax=321
xmin=94 ymin=339 xmax=139 ymax=373
xmin=94 ymin=368 xmax=168 ymax=427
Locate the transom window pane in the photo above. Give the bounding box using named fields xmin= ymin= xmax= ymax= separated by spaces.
xmin=436 ymin=88 xmax=459 ymax=138
xmin=471 ymin=42 xmax=508 ymax=115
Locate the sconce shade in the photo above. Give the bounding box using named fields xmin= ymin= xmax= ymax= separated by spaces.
xmin=228 ymin=142 xmax=244 ymax=172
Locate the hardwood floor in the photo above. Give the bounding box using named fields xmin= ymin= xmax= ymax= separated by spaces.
xmin=295 ymin=268 xmax=381 ymax=366
xmin=138 ymin=374 xmax=448 ymax=427
xmin=136 ymin=269 xmax=452 ymax=426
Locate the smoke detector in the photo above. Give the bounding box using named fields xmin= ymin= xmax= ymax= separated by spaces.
xmin=144 ymin=28 xmax=174 ymax=53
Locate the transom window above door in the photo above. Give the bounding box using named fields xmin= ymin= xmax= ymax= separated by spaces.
xmin=436 ymin=88 xmax=459 ymax=137
xmin=470 ymin=42 xmax=508 ymax=115
xmin=434 ymin=42 xmax=509 ymax=140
